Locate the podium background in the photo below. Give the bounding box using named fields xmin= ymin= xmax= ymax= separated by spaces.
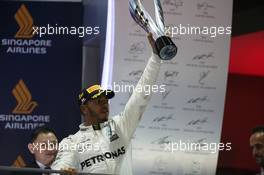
xmin=104 ymin=0 xmax=233 ymax=174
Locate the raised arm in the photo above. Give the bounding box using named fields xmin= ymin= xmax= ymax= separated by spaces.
xmin=115 ymin=33 xmax=163 ymax=143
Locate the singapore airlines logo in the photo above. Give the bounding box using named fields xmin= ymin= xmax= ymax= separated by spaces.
xmin=1 ymin=4 xmax=52 ymax=54
xmin=13 ymin=155 xmax=26 ymax=167
xmin=14 ymin=4 xmax=34 ymax=38
xmin=12 ymin=80 xmax=38 ymax=114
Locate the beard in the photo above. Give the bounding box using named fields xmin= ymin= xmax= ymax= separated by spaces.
xmin=88 ymin=107 xmax=108 ymax=123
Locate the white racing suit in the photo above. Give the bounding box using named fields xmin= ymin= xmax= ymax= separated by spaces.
xmin=51 ymin=53 xmax=162 ymax=174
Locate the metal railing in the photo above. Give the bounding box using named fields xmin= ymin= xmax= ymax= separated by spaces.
xmin=0 ymin=166 xmax=116 ymax=175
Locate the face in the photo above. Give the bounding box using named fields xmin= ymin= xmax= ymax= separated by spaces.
xmin=81 ymin=95 xmax=109 ymax=123
xmin=28 ymin=132 xmax=58 ymax=166
xmin=250 ymin=132 xmax=264 ymax=167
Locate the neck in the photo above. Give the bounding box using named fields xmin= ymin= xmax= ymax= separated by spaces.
xmin=84 ymin=115 xmax=104 ymax=126
xmin=36 ymin=160 xmax=48 ymax=168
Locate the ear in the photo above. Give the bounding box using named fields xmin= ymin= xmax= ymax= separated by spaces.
xmin=28 ymin=143 xmax=34 ymax=154
xmin=80 ymin=105 xmax=87 ymax=115
xmin=81 ymin=104 xmax=92 ymax=116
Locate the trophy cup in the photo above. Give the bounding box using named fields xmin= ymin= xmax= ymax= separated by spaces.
xmin=129 ymin=0 xmax=177 ymax=60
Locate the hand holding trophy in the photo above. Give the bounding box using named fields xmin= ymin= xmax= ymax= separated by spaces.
xmin=129 ymin=0 xmax=177 ymax=60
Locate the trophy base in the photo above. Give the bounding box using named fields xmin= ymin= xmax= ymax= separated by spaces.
xmin=155 ymin=36 xmax=177 ymax=60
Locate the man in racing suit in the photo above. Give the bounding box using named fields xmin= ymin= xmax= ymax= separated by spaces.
xmin=51 ymin=33 xmax=165 ymax=174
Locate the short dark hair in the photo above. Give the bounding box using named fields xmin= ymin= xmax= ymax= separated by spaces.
xmin=252 ymin=126 xmax=264 ymax=135
xmin=30 ymin=127 xmax=57 ymax=143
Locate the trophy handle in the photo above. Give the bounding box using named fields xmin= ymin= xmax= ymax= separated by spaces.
xmin=129 ymin=0 xmax=178 ymax=60
xmin=129 ymin=0 xmax=163 ymax=37
xmin=154 ymin=0 xmax=165 ymax=34
xmin=129 ymin=2 xmax=149 ymax=33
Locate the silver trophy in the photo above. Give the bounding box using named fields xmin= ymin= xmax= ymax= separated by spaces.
xmin=129 ymin=0 xmax=177 ymax=60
